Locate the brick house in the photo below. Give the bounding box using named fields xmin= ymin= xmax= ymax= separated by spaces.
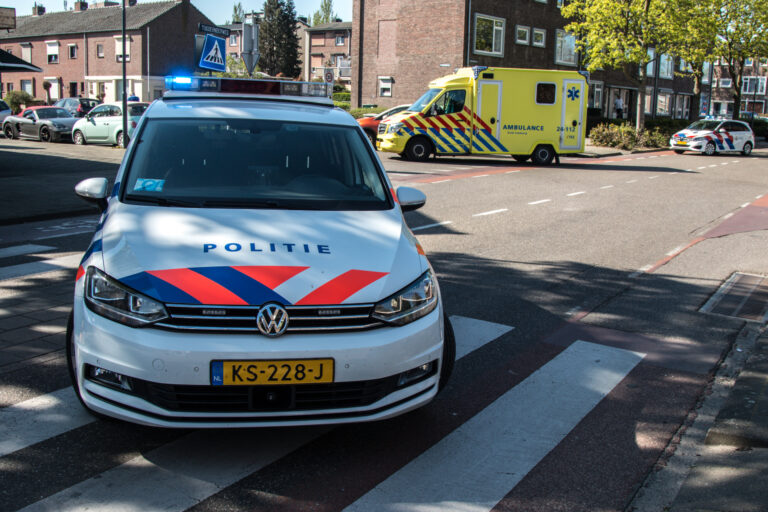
xmin=0 ymin=0 xmax=213 ymax=103
xmin=304 ymin=21 xmax=351 ymax=87
xmin=702 ymin=59 xmax=768 ymax=117
xmin=351 ymin=0 xmax=696 ymax=120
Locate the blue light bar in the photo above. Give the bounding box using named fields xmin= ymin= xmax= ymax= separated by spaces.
xmin=163 ymin=76 xmax=333 ymax=98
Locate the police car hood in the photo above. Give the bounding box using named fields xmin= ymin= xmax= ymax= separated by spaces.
xmin=99 ymin=203 xmax=426 ymax=306
xmin=673 ymin=129 xmax=715 ymax=138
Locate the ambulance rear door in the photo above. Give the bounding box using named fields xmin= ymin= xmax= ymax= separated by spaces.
xmin=560 ymin=79 xmax=585 ymax=151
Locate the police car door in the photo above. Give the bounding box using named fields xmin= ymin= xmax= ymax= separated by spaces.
xmin=475 ymin=80 xmax=505 ymax=153
xmin=561 ymin=79 xmax=585 ymax=151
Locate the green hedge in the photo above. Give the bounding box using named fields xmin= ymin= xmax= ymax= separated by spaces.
xmin=3 ymin=90 xmax=35 ymax=113
xmin=348 ymin=107 xmax=388 ymax=119
xmin=333 ymin=92 xmax=351 ymax=102
xmin=333 ymin=101 xmax=350 ymax=111
xmin=589 ymin=122 xmax=669 ymax=150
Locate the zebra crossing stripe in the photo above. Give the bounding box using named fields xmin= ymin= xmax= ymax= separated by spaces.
xmin=0 ymin=253 xmax=81 ymax=281
xmin=343 ymin=341 xmax=644 ymax=512
xmin=12 ymin=316 xmax=513 ymax=511
xmin=0 ymin=244 xmax=55 ymax=259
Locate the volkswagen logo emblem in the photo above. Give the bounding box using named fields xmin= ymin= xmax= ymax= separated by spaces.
xmin=256 ymin=303 xmax=289 ymax=337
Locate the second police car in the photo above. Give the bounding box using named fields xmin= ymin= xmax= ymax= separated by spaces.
xmin=68 ymin=76 xmax=455 ymax=428
xmin=670 ymin=118 xmax=755 ymax=156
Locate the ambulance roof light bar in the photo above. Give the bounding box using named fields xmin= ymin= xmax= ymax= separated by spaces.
xmin=164 ymin=76 xmax=333 ymax=100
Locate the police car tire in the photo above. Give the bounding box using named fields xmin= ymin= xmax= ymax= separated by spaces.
xmin=438 ymin=312 xmax=456 ymax=392
xmin=512 ymin=154 xmax=529 ymax=163
xmin=742 ymin=142 xmax=752 ymax=156
xmin=674 ymin=150 xmax=685 ymax=154
xmin=65 ymin=312 xmax=113 ymax=422
xmin=405 ymin=137 xmax=432 ymax=162
xmin=532 ymin=145 xmax=555 ymax=165
xmin=704 ymin=141 xmax=717 ymax=156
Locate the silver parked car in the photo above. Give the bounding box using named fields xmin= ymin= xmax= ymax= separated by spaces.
xmin=72 ymin=101 xmax=148 ymax=146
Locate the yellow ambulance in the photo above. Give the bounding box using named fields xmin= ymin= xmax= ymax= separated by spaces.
xmin=376 ymin=66 xmax=588 ymax=165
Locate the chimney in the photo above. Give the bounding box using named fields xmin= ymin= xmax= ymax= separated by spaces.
xmin=74 ymin=1 xmax=88 ymax=11
xmin=297 ymin=16 xmax=308 ymax=24
xmin=32 ymin=4 xmax=46 ymax=15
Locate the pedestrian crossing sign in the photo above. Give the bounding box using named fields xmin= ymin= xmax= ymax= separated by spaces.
xmin=198 ymin=34 xmax=226 ymax=72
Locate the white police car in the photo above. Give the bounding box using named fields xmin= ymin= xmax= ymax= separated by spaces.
xmin=68 ymin=76 xmax=454 ymax=428
xmin=670 ymin=118 xmax=754 ymax=156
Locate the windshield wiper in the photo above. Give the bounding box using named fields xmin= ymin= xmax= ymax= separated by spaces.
xmin=202 ymin=199 xmax=281 ymax=208
xmin=124 ymin=195 xmax=201 ymax=207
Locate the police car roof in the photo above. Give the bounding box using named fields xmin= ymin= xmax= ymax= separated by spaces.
xmin=146 ymin=96 xmax=357 ymax=127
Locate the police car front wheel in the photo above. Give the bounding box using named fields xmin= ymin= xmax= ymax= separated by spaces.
xmin=704 ymin=141 xmax=717 ymax=156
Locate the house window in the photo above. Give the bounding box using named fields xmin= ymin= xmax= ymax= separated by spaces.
xmin=719 ymin=78 xmax=732 ymax=89
xmin=588 ymin=81 xmax=603 ymax=109
xmin=46 ymin=41 xmax=59 ymax=64
xmin=702 ymin=61 xmax=710 ymax=83
xmin=536 ymin=83 xmax=556 ymax=104
xmin=675 ymin=95 xmax=690 ymax=119
xmin=6 ymin=83 xmax=13 ymax=92
xmin=742 ymin=76 xmax=767 ymax=95
xmin=557 ymin=0 xmax=563 ymax=6
xmin=21 ymin=79 xmax=33 ymax=95
xmin=97 ymin=44 xmax=104 ymax=58
xmin=532 ymin=28 xmax=546 ymax=48
xmin=761 ymin=58 xmax=768 ymax=67
xmin=335 ymin=34 xmax=345 ymax=46
xmin=515 ymin=26 xmax=530 ymax=45
xmin=115 ymin=36 xmax=131 ymax=62
xmin=21 ymin=43 xmax=32 ymax=63
xmin=645 ymin=48 xmax=655 ymax=77
xmin=656 ymin=91 xmax=672 ymax=115
xmin=745 ymin=58 xmax=754 ymax=67
xmin=659 ymin=54 xmax=673 ymax=79
xmin=229 ymin=34 xmax=237 ymax=46
xmin=378 ymin=76 xmax=393 ymax=97
xmin=555 ymin=30 xmax=577 ymax=66
xmin=474 ymin=14 xmax=505 ymax=57
xmin=69 ymin=44 xmax=77 ymax=59
xmin=644 ymin=87 xmax=654 ymax=114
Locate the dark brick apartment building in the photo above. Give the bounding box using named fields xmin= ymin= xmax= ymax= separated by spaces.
xmin=351 ymin=0 xmax=698 ymax=120
xmin=0 ymin=0 xmax=212 ymax=103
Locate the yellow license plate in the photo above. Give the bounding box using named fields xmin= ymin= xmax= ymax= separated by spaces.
xmin=675 ymin=141 xmax=688 ymax=145
xmin=211 ymin=359 xmax=334 ymax=385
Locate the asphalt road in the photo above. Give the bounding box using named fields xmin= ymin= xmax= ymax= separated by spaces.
xmin=0 ymin=141 xmax=766 ymax=511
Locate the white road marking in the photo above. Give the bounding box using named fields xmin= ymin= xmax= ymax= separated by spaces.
xmin=505 ymin=170 xmax=520 ymax=174
xmin=626 ymin=179 xmax=638 ymax=184
xmin=431 ymin=179 xmax=451 ymax=184
xmin=472 ymin=209 xmax=508 ymax=217
xmin=472 ymin=174 xmax=489 ymax=178
xmin=708 ymin=164 xmax=718 ymax=168
xmin=0 ymin=244 xmax=55 ymax=259
xmin=756 ymin=194 xmax=764 ymax=199
xmin=528 ymin=199 xmax=551 ymax=205
xmin=388 ymin=172 xmax=411 ymax=177
xmin=741 ymin=203 xmax=750 ymax=208
xmin=600 ymin=185 xmax=614 ymax=190
xmin=567 ymin=191 xmax=586 ymax=197
xmin=670 ymin=172 xmax=679 ymax=175
xmin=666 ymin=246 xmax=684 ymax=256
xmin=732 ymin=160 xmax=740 ymax=163
xmin=0 ymin=254 xmax=81 ymax=281
xmin=648 ymin=176 xmax=659 ymax=179
xmin=0 ymin=388 xmax=95 ymax=459
xmin=566 ymin=306 xmax=581 ymax=316
xmin=698 ymin=166 xmax=707 ymax=170
xmin=629 ymin=265 xmax=653 ymax=279
xmin=723 ymin=213 xmax=734 ymax=220
xmin=35 ymin=230 xmax=94 ymax=241
xmin=720 ymin=163 xmax=729 ymax=166
xmin=635 ymin=157 xmax=646 ymax=160
xmin=412 ymin=221 xmax=453 ymax=231
xmin=648 ymin=155 xmax=658 ymax=159
xmin=343 ymin=341 xmax=644 ymax=512
xmin=18 ymin=317 xmax=514 ymax=512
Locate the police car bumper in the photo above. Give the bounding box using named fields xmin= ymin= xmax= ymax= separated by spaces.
xmin=71 ymin=300 xmax=444 ymax=428
xmin=670 ymin=140 xmax=704 ymax=152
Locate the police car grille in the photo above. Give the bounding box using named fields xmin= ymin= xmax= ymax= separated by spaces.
xmin=155 ymin=304 xmax=384 ymax=333
xmin=130 ymin=376 xmax=398 ymax=412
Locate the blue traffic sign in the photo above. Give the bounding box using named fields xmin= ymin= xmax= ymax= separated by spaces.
xmin=198 ymin=34 xmax=226 ymax=72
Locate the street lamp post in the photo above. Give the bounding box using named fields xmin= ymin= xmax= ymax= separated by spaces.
xmin=121 ymin=0 xmax=127 ymax=148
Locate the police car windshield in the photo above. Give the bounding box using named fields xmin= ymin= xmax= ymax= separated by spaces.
xmin=123 ymin=118 xmax=391 ymax=210
xmin=409 ymin=89 xmax=441 ymax=112
xmin=687 ymin=120 xmax=721 ymax=131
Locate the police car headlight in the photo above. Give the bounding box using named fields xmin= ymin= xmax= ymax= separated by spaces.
xmin=85 ymin=267 xmax=168 ymax=327
xmin=372 ymin=270 xmax=437 ymax=325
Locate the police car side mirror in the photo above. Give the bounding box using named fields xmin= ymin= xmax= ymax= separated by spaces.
xmin=397 ymin=186 xmax=426 ymax=212
xmin=75 ymin=177 xmax=109 ymax=212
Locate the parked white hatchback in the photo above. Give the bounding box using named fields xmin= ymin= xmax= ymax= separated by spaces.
xmin=670 ymin=118 xmax=754 ymax=156
xmin=68 ymin=76 xmax=454 ymax=428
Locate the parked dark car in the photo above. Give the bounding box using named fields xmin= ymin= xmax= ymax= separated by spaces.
xmin=2 ymin=106 xmax=79 ymax=142
xmin=53 ymin=97 xmax=100 ymax=117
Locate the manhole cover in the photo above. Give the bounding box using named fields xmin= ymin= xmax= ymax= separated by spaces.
xmin=700 ymin=273 xmax=768 ymax=324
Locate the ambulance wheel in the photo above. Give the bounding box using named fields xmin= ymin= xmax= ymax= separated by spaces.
xmin=674 ymin=150 xmax=685 ymax=154
xmin=405 ymin=137 xmax=432 ymax=162
xmin=512 ymin=154 xmax=529 ymax=163
xmin=532 ymin=145 xmax=555 ymax=165
xmin=438 ymin=312 xmax=456 ymax=392
xmin=742 ymin=142 xmax=752 ymax=156
xmin=704 ymin=141 xmax=717 ymax=156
